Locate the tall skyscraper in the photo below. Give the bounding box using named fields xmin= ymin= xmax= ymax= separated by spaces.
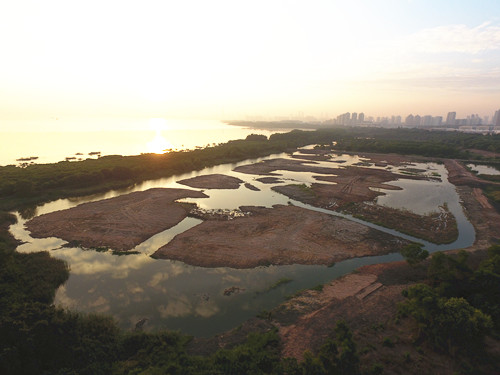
xmin=446 ymin=112 xmax=456 ymax=126
xmin=493 ymin=109 xmax=500 ymax=126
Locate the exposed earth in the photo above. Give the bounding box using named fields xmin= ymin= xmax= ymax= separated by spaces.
xmin=177 ymin=174 xmax=244 ymax=189
xmin=25 ymin=188 xmax=208 ymax=251
xmin=237 ymin=157 xmax=457 ymax=243
xmin=153 ymin=204 xmax=409 ymax=268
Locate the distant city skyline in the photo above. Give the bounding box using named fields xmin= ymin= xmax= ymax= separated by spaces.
xmin=1 ymin=1 xmax=500 ymax=131
xmin=245 ymin=108 xmax=500 ymax=126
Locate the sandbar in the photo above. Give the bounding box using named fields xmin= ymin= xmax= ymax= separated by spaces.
xmin=153 ymin=204 xmax=408 ymax=268
xmin=177 ymin=174 xmax=244 ymax=189
xmin=233 ymin=158 xmax=340 ymax=176
xmin=26 ymin=188 xmax=208 ymax=251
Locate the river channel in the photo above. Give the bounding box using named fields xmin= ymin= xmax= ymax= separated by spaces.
xmin=11 ymin=151 xmax=475 ymax=337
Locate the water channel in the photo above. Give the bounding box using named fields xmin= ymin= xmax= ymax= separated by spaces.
xmin=11 ymin=151 xmax=475 ymax=337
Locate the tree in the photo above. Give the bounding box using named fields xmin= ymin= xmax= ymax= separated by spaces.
xmin=401 ymin=244 xmax=429 ymax=266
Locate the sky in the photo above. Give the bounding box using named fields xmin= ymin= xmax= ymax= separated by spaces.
xmin=1 ymin=0 xmax=500 ymax=129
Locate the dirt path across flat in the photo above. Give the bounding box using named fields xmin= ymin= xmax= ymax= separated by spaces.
xmin=26 ymin=188 xmax=208 ymax=251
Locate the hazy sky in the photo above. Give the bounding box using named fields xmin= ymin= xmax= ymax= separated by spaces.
xmin=1 ymin=0 xmax=500 ymax=126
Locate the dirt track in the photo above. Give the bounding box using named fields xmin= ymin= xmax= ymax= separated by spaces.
xmin=26 ymin=188 xmax=208 ymax=251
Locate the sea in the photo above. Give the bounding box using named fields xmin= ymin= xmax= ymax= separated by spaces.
xmin=0 ymin=118 xmax=283 ymax=167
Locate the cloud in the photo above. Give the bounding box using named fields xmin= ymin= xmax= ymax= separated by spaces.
xmin=406 ymin=22 xmax=500 ymax=54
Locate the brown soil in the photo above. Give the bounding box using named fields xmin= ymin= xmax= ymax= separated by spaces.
xmin=233 ymin=158 xmax=341 ymax=176
xmin=244 ymin=182 xmax=260 ymax=191
xmin=256 ymin=177 xmax=284 ymax=184
xmin=272 ymin=251 xmax=499 ymax=375
xmin=445 ymin=159 xmax=500 ymax=187
xmin=25 ymin=188 xmax=208 ymax=251
xmin=153 ymin=205 xmax=408 ymax=268
xmin=270 ymin=164 xmax=460 ymax=243
xmin=177 ymin=174 xmax=243 ymax=189
xmin=456 ymin=185 xmax=500 ymax=249
xmin=354 ymin=152 xmax=420 ymax=166
xmin=343 ymin=203 xmax=458 ymax=244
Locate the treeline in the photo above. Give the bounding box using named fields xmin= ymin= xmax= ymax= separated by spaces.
xmin=1 ymin=200 xmax=498 ymax=374
xmin=399 ymin=246 xmax=500 ymax=356
xmin=335 ymin=138 xmax=466 ymax=158
xmin=3 ymin=126 xmax=499 ymax=211
xmin=0 ymin=135 xmax=309 ymax=211
xmin=1 ymin=127 xmax=500 ymax=373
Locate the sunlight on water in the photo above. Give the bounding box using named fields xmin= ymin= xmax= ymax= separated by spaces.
xmin=0 ymin=119 xmax=284 ymax=166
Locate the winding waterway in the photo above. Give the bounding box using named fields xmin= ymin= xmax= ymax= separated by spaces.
xmin=11 ymin=151 xmax=475 ymax=337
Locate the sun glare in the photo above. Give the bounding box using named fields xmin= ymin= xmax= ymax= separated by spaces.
xmin=149 ymin=118 xmax=168 ymax=131
xmin=147 ymin=119 xmax=172 ymax=154
xmin=147 ymin=133 xmax=172 ymax=154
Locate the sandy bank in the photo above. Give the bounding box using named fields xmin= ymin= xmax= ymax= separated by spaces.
xmin=26 ymin=188 xmax=208 ymax=251
xmin=177 ymin=174 xmax=244 ymax=189
xmin=445 ymin=159 xmax=500 ymax=187
xmin=153 ymin=204 xmax=408 ymax=268
xmin=233 ymin=158 xmax=341 ymax=176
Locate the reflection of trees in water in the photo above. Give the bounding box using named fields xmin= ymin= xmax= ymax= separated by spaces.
xmin=19 ymin=205 xmax=38 ymax=220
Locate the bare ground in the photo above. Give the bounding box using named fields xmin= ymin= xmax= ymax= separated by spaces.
xmin=269 ymin=164 xmax=457 ymax=243
xmin=177 ymin=174 xmax=244 ymax=189
xmin=233 ymin=158 xmax=341 ymax=176
xmin=25 ymin=188 xmax=208 ymax=251
xmin=153 ymin=204 xmax=409 ymax=268
xmin=445 ymin=159 xmax=500 ymax=187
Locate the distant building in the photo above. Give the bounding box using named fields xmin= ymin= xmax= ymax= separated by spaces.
xmin=446 ymin=112 xmax=456 ymax=126
xmin=358 ymin=113 xmax=365 ymax=123
xmin=405 ymin=114 xmax=414 ymax=126
xmin=493 ymin=109 xmax=500 ymax=126
xmin=414 ymin=115 xmax=421 ymax=127
xmin=421 ymin=115 xmax=432 ymax=127
xmin=432 ymin=116 xmax=443 ymax=126
xmin=351 ymin=112 xmax=358 ymax=124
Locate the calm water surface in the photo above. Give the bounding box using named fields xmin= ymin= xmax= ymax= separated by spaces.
xmin=467 ymin=164 xmax=500 ymax=176
xmin=11 ymin=151 xmax=475 ymax=336
xmin=0 ymin=119 xmax=284 ymax=166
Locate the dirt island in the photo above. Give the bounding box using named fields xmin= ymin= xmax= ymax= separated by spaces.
xmin=25 ymin=188 xmax=208 ymax=251
xmin=177 ymin=174 xmax=244 ymax=189
xmin=235 ymin=158 xmax=458 ymax=244
xmin=153 ymin=204 xmax=409 ymax=268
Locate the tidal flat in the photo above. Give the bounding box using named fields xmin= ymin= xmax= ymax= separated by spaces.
xmin=12 ymin=148 xmax=476 ymax=336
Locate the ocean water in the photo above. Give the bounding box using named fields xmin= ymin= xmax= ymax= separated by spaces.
xmin=0 ymin=118 xmax=281 ymax=166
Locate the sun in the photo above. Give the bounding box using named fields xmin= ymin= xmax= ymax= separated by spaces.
xmin=147 ymin=118 xmax=172 ymax=154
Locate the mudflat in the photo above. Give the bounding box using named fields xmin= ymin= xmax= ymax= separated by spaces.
xmin=153 ymin=204 xmax=408 ymax=268
xmin=26 ymin=188 xmax=208 ymax=251
xmin=233 ymin=158 xmax=341 ymax=176
xmin=177 ymin=174 xmax=244 ymax=189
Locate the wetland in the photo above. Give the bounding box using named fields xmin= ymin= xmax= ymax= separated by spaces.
xmin=13 ymin=147 xmax=477 ymax=336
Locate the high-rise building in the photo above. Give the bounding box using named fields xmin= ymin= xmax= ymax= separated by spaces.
xmin=493 ymin=109 xmax=500 ymax=126
xmin=446 ymin=112 xmax=456 ymax=126
xmin=405 ymin=114 xmax=414 ymax=126
xmin=358 ymin=113 xmax=365 ymax=123
xmin=422 ymin=115 xmax=432 ymax=127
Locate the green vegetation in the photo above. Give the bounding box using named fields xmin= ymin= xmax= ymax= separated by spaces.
xmin=0 ymin=136 xmax=302 ymax=212
xmin=400 ymin=243 xmax=429 ymax=266
xmin=1 ymin=127 xmax=499 ymax=373
xmin=399 ymin=246 xmax=500 ymax=354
